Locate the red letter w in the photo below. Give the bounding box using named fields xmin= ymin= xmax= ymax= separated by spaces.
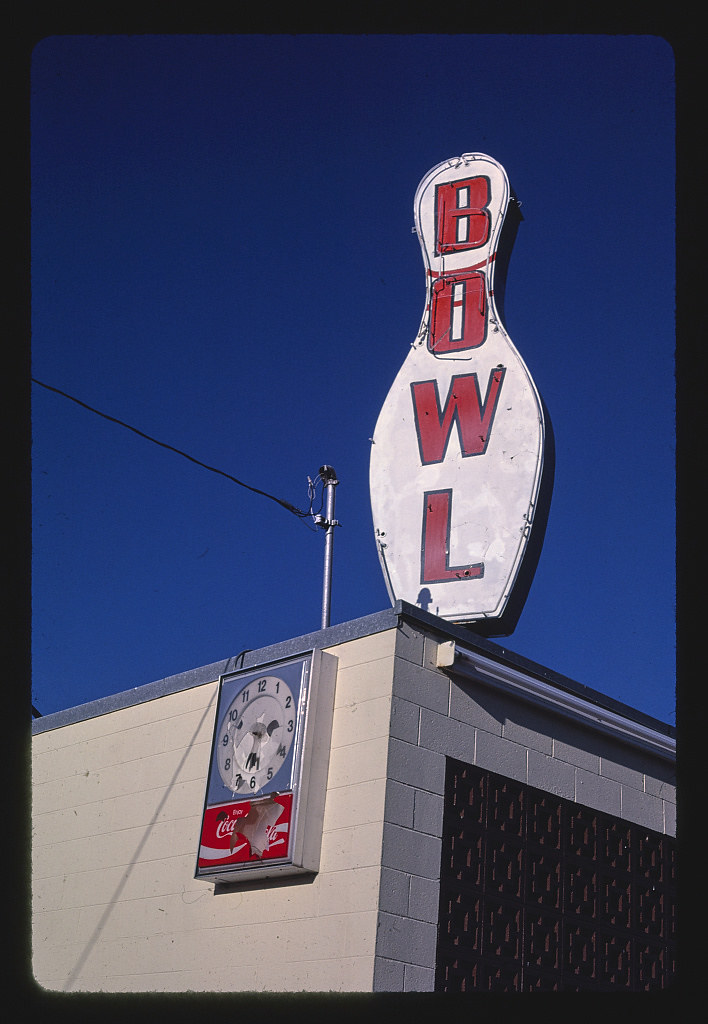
xmin=410 ymin=368 xmax=505 ymax=466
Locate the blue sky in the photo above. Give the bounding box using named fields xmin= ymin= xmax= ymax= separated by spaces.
xmin=30 ymin=34 xmax=675 ymax=724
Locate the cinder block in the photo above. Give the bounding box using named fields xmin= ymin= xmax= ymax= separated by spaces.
xmin=378 ymin=865 xmax=410 ymax=915
xmin=373 ymin=955 xmax=405 ymax=991
xmin=32 ymin=937 xmax=86 ymax=990
xmin=413 ymin=788 xmax=444 ymax=837
xmin=503 ymin=705 xmax=554 ymax=754
xmin=644 ymin=760 xmax=676 ymax=801
xmin=33 ymin=827 xmax=120 ymax=881
xmin=280 ymin=910 xmax=373 ymax=962
xmin=40 ymin=773 xmax=200 ymax=846
xmin=389 ymin=696 xmax=419 ymax=743
xmin=620 ymin=785 xmax=665 ymax=833
xmin=419 ymin=707 xmax=475 ymax=764
xmin=33 ymin=738 xmax=91 ymax=784
xmin=574 ymin=767 xmax=622 ymax=817
xmin=292 ymin=955 xmax=375 ymax=993
xmin=82 ymin=719 xmax=167 ymax=771
xmin=326 ymin=735 xmax=389 ymax=788
xmin=254 ymin=960 xmax=308 ymax=992
xmin=386 ymin=737 xmax=445 ymax=795
xmin=408 ymin=874 xmax=440 ymax=924
xmin=178 ymin=965 xmax=258 ymax=993
xmin=316 ymin=865 xmax=381 ymax=917
xmin=403 ymin=962 xmax=435 ymax=992
xmin=449 ymin=679 xmax=504 ymax=735
xmin=394 ymin=624 xmax=425 ymax=665
xmin=32 ymin=905 xmax=81 ymax=948
xmin=322 ymin=778 xmax=387 ymax=831
xmin=375 ymin=911 xmax=437 ymax=967
xmin=600 ymin=753 xmax=645 ymax=793
xmin=527 ymin=748 xmax=575 ymax=800
xmin=97 ymin=970 xmax=186 ymax=993
xmin=60 ymin=862 xmax=130 ymax=910
xmin=160 ymin=703 xmax=219 ymax=752
xmin=331 ymin=694 xmax=392 ymax=748
xmin=327 ymin=630 xmax=396 ymax=672
xmin=195 ymin=917 xmax=288 ymax=967
xmin=381 ymin=822 xmax=441 ymax=879
xmin=383 ymin=778 xmax=415 ymax=827
xmin=319 ymin=819 xmax=385 ymax=872
xmin=208 ymin=871 xmax=320 ymax=930
xmin=664 ymin=799 xmax=676 ymax=836
xmin=31 ymin=873 xmax=65 ymax=913
xmin=334 ymin=660 xmax=395 ymax=709
xmin=392 ymin=661 xmax=449 ymax=715
xmin=553 ymin=732 xmax=601 ymax=773
xmin=474 ymin=729 xmax=527 ymax=784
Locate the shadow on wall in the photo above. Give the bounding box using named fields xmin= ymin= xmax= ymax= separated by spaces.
xmin=61 ymin=695 xmax=217 ymax=992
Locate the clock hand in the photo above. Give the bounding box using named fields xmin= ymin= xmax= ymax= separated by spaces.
xmin=234 ymin=728 xmax=254 ymax=759
xmin=244 ymin=731 xmax=263 ymax=771
xmin=251 ymin=719 xmax=281 ymax=763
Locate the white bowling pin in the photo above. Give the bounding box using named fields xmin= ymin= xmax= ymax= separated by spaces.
xmin=369 ymin=153 xmax=547 ymax=630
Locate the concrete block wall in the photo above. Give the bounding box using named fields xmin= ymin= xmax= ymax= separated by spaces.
xmin=32 ymin=628 xmax=398 ymax=993
xmin=32 ymin=606 xmax=675 ymax=994
xmin=372 ymin=620 xmax=676 ymax=992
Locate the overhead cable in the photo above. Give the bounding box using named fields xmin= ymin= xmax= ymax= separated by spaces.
xmin=31 ymin=377 xmax=310 ymax=519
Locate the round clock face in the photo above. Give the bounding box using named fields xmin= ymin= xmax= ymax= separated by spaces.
xmin=216 ymin=675 xmax=297 ymax=796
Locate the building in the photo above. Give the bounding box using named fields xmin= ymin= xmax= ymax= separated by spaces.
xmin=31 ymin=601 xmax=676 ymax=993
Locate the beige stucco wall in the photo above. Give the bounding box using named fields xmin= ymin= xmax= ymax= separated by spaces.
xmin=32 ymin=629 xmax=397 ymax=993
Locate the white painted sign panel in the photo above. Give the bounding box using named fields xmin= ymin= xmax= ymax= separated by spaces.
xmin=370 ymin=153 xmax=547 ymax=628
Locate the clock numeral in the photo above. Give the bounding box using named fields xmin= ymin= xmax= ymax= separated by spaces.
xmin=229 ymin=709 xmax=238 ymax=722
xmin=258 ymin=679 xmax=267 ymax=693
xmin=222 ymin=734 xmax=229 ymax=746
xmin=224 ymin=757 xmax=231 ymax=771
xmin=267 ymin=767 xmax=273 ymax=780
xmin=287 ymin=720 xmax=294 ymax=732
xmin=242 ymin=688 xmax=249 ymax=704
xmin=277 ymin=743 xmax=286 ymax=758
xmin=249 ymin=776 xmax=257 ymax=789
xmin=285 ymin=695 xmax=292 ymax=708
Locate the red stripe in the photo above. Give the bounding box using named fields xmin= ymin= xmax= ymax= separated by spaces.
xmin=427 ymin=253 xmax=496 ymax=277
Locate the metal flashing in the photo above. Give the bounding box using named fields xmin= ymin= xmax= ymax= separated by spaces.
xmin=31 ymin=603 xmax=674 ymax=748
xmin=435 ymin=641 xmax=675 ymax=761
xmin=30 ymin=607 xmax=401 ymax=735
xmin=393 ymin=600 xmax=675 ymax=742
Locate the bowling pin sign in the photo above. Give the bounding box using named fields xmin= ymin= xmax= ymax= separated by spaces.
xmin=370 ymin=153 xmax=547 ymax=628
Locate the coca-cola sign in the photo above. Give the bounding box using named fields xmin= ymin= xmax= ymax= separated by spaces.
xmin=197 ymin=793 xmax=292 ymax=868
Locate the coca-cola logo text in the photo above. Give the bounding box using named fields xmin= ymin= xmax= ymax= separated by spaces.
xmin=215 ymin=815 xmax=242 ymax=839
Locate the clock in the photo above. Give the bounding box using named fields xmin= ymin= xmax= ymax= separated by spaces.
xmin=195 ymin=650 xmax=337 ymax=883
xmin=215 ymin=674 xmax=297 ymax=797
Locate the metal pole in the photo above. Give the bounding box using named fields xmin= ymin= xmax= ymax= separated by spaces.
xmin=319 ymin=465 xmax=338 ymax=629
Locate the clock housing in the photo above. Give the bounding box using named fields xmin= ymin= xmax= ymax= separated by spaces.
xmin=195 ymin=649 xmax=337 ymax=883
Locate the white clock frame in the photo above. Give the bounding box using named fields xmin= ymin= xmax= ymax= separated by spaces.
xmin=195 ymin=649 xmax=337 ymax=884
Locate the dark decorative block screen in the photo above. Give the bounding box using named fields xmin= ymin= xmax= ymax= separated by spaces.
xmin=435 ymin=760 xmax=676 ymax=992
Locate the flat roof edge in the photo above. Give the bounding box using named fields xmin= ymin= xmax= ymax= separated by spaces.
xmin=393 ymin=600 xmax=675 ymax=739
xmin=31 ymin=607 xmax=401 ymax=735
xmin=31 ymin=603 xmax=674 ymax=740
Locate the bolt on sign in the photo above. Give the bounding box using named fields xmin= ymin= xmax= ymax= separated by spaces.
xmin=370 ymin=153 xmax=550 ymax=632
